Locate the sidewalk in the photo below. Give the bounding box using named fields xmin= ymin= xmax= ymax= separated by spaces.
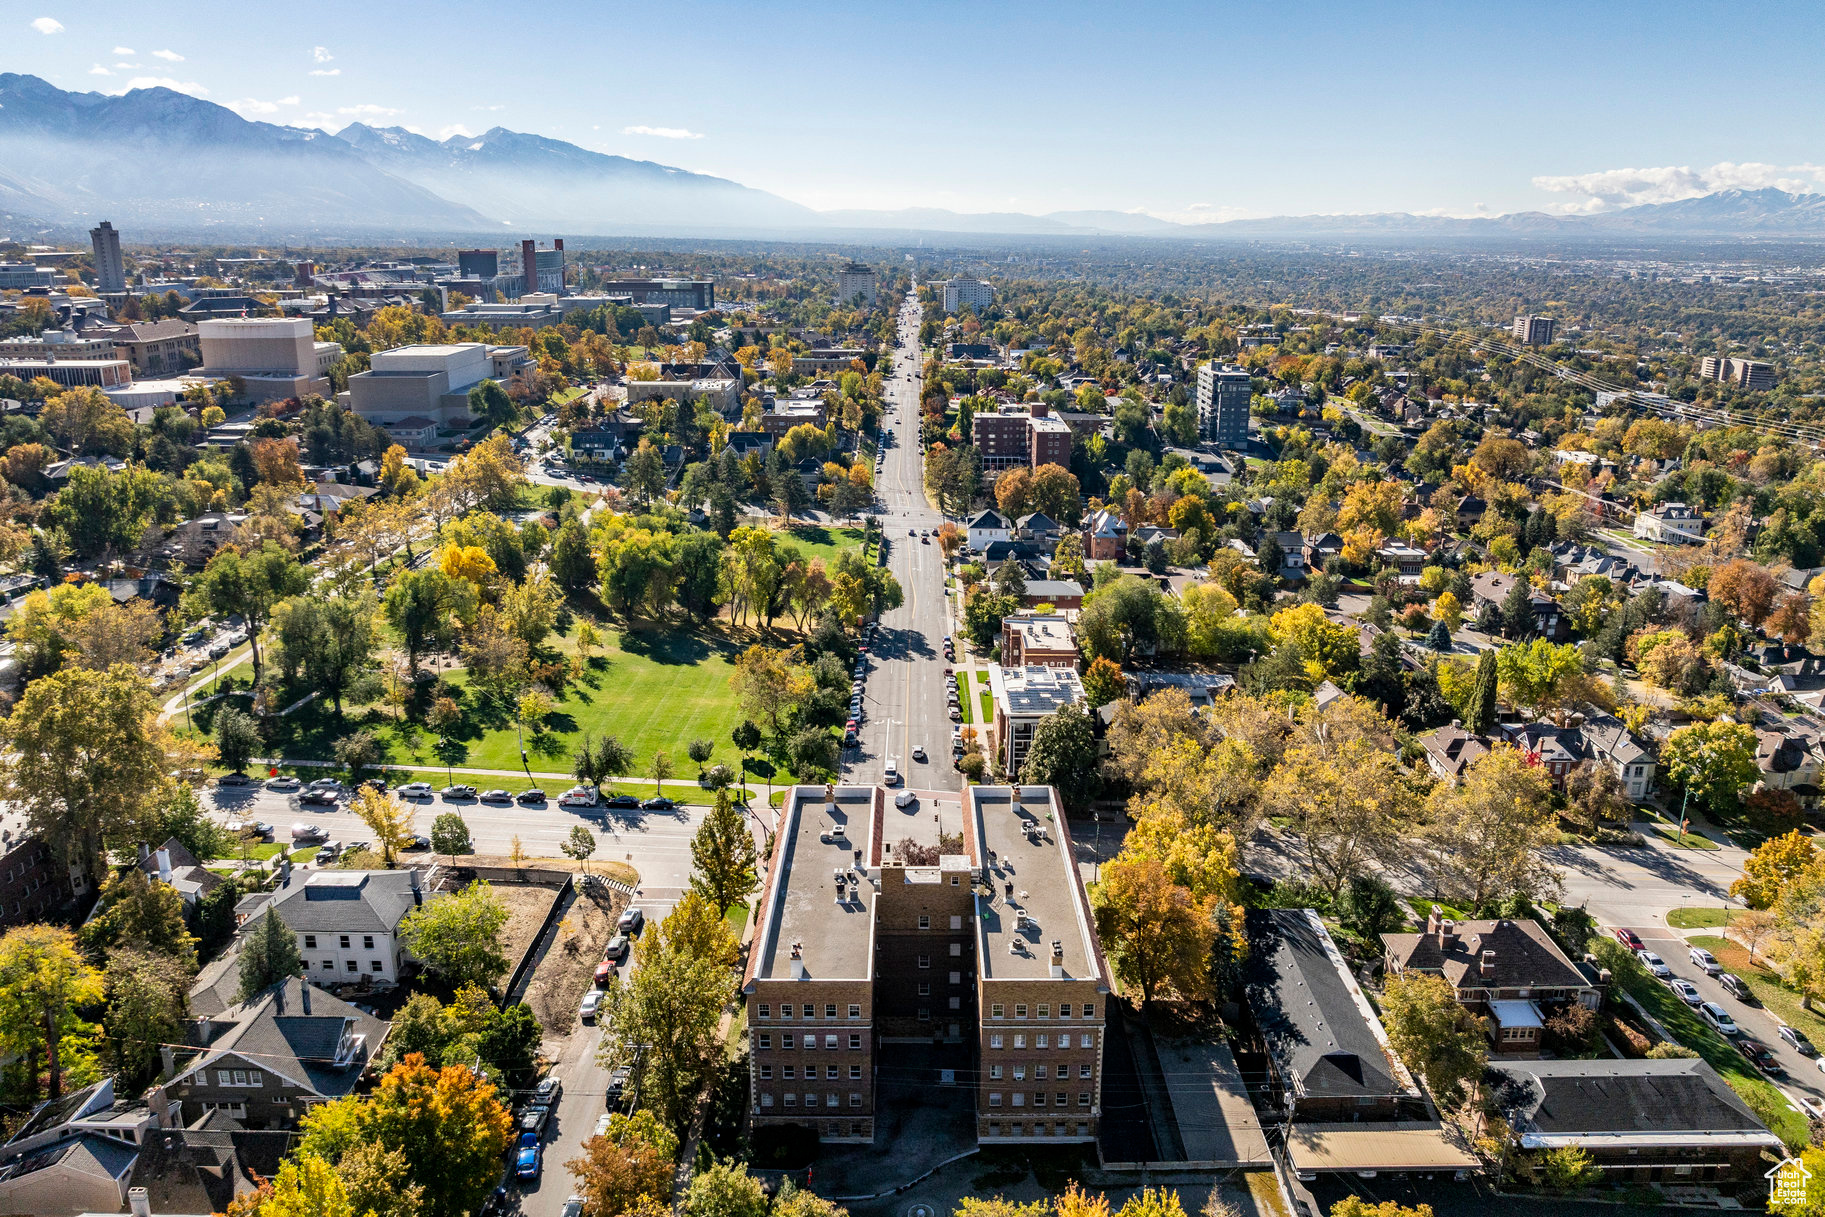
xmin=250 ymin=756 xmax=748 ymax=793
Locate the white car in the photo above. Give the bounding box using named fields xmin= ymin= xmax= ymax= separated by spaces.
xmin=1668 ymin=978 xmax=1702 ymax=1006
xmin=1636 ymin=950 xmax=1672 ymax=978
xmin=894 ymin=790 xmax=916 ymax=810
xmin=265 ymin=776 xmax=300 ymax=792
xmin=559 ymin=785 xmax=600 ymax=808
xmin=579 ymin=988 xmax=605 ymax=1022
xmin=911 ymin=745 xmax=926 ymax=762
xmin=397 ymin=782 xmax=433 ymax=799
xmin=1689 ymin=946 xmax=1722 ymax=975
xmin=884 ymin=758 xmax=900 ymax=786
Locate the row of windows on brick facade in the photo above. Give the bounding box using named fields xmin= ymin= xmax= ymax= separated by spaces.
xmin=989 ymin=1064 xmax=1095 ymax=1080
xmin=987 ymin=1033 xmax=1096 ymax=1049
xmin=213 ymin=1069 xmax=264 ymax=1087
xmin=988 ymin=1003 xmax=1095 ymax=1020
xmin=303 ymin=934 xmax=378 ymax=951
xmin=987 ymin=1092 xmax=1093 ymax=1108
xmin=316 ymin=958 xmax=386 ymax=973
xmin=756 ymin=1003 xmax=863 ymax=1020
xmin=985 ymin=1121 xmax=1091 ymax=1137
xmin=758 ymin=1092 xmax=864 ymax=1108
xmin=758 ymin=1064 xmax=863 ymax=1080
xmin=755 ymin=1033 xmax=865 ymax=1050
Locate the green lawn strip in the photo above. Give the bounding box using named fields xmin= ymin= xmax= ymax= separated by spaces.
xmin=343 ymin=767 xmax=723 ymax=805
xmin=956 ymin=676 xmax=975 ymax=725
xmin=974 ymin=671 xmax=993 ymax=723
xmin=1666 ymin=907 xmax=1731 ymax=929
xmin=1403 ymin=897 xmax=1475 ymax=926
xmin=778 ymin=524 xmax=867 ymax=565
xmin=1650 ymin=822 xmax=1720 ymax=850
xmin=1686 ymin=934 xmax=1825 ymax=1038
xmin=1600 ymin=939 xmax=1809 ymax=1150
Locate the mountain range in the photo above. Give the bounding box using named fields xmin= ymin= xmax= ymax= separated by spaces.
xmin=4 ymin=74 xmax=1825 ymax=243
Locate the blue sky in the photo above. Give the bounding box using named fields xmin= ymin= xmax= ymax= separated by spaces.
xmin=12 ymin=0 xmax=1825 ymax=220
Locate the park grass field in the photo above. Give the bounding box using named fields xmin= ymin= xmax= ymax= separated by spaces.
xmin=777 ymin=524 xmax=867 ymax=565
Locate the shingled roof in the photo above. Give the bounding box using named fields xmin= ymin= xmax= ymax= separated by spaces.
xmin=1383 ymin=916 xmax=1592 ymax=992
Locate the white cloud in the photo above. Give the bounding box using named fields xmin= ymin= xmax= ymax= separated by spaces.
xmin=337 ymin=103 xmax=399 ymax=117
xmin=226 ymin=95 xmax=300 ymax=115
xmin=312 ymin=45 xmax=333 ymax=62
xmin=115 ymin=62 xmax=141 ymax=69
xmin=303 ymin=111 xmax=336 ymax=125
xmin=151 ymin=49 xmax=183 ymax=62
xmin=1531 ymin=161 xmax=1825 ymax=211
xmin=112 ymin=45 xmax=134 ymax=55
xmin=437 ymin=123 xmax=475 ymax=140
xmin=622 ymin=124 xmax=704 ymax=140
xmin=88 ymin=64 xmax=111 ymax=76
xmin=473 ymin=104 xmax=504 ymax=112
xmin=123 ymin=76 xmax=209 ymax=96
xmin=30 ymin=16 xmax=63 ymax=34
xmin=308 ymin=68 xmax=340 ymax=77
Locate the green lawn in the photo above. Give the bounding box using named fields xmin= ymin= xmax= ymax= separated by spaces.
xmin=778 ymin=525 xmax=867 ymax=565
xmin=1687 ymin=934 xmax=1825 ymax=1041
xmin=1596 ymin=937 xmax=1809 ymax=1151
xmin=1666 ymin=907 xmax=1731 ymax=929
xmin=974 ymin=670 xmax=993 ymax=724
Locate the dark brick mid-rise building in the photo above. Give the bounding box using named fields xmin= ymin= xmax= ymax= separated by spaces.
xmin=0 ymin=836 xmax=88 ymax=929
xmin=971 ymin=401 xmax=1074 ymax=480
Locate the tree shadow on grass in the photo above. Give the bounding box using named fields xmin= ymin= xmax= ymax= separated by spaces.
xmin=617 ymin=629 xmax=712 ymax=665
xmin=529 ymin=731 xmax=571 ymax=760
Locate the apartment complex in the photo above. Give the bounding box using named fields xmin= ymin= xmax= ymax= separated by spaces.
xmin=1511 ymin=315 xmax=1557 ymax=346
xmin=837 ymin=261 xmax=877 ymax=307
xmin=986 ymin=665 xmax=1086 ymax=774
xmin=970 ymin=401 xmax=1073 ymax=478
xmin=89 ymin=222 xmax=125 ymax=294
xmin=943 ymin=278 xmax=995 ymax=314
xmin=1195 ymin=363 xmax=1252 ymax=445
xmin=1699 ymin=355 xmax=1777 ymax=391
xmin=743 ymin=784 xmax=1108 ymax=1146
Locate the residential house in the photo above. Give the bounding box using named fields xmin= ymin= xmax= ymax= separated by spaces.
xmin=0 ymin=1078 xmax=175 ymax=1217
xmin=1265 ymin=531 xmax=1307 ymax=581
xmin=123 ymin=1114 xmax=293 ymax=1216
xmin=1123 ymin=671 xmax=1235 ymax=708
xmin=137 ymin=840 xmax=227 ymax=909
xmin=1376 ymin=542 xmax=1427 ymax=582
xmin=156 ymin=977 xmax=389 ymax=1128
xmin=1488 ymin=1057 xmax=1784 ymax=1183
xmin=161 ymin=512 xmax=249 ymax=567
xmin=1756 ymin=725 xmax=1824 ymax=810
xmin=1019 ymin=580 xmax=1085 ymax=611
xmin=1013 ymin=512 xmax=1061 ymax=546
xmin=1245 ymin=909 xmax=1425 ymax=1123
xmin=1500 ymin=714 xmax=1655 ymax=797
xmin=1578 ymin=712 xmax=1657 ymax=801
xmin=1470 ymin=572 xmax=1567 ymax=640
xmin=987 ymin=664 xmax=1085 ymax=773
xmin=1303 ymin=532 xmax=1343 ymax=571
xmin=1383 ymin=911 xmax=1606 ymax=1054
xmin=1083 ymin=509 xmax=1127 ymax=561
xmin=1454 ymin=494 xmax=1486 ymax=530
xmin=967 ymin=509 xmax=1013 ymax=553
xmin=1634 ymin=501 xmax=1705 ymax=544
xmin=239 ymin=868 xmax=424 ymax=985
xmin=1000 ymin=612 xmax=1077 ymax=668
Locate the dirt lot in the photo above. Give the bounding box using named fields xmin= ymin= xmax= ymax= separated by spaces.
xmin=524 ymin=884 xmax=626 ymax=1033
xmin=452 ymin=853 xmax=639 ymax=886
xmin=486 ymin=881 xmax=567 ymax=975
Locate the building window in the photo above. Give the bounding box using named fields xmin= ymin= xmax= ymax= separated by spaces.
xmin=805 ymin=1094 xmax=816 ymax=1108
xmin=761 ymin=1094 xmax=774 ymax=1108
xmin=217 ymin=1069 xmax=232 ymax=1086
xmin=918 ymin=915 xmax=930 ymax=929
xmin=363 ymin=935 xmax=374 ymax=950
xmin=918 ymin=983 xmax=931 ymax=996
xmin=783 ymin=1034 xmax=795 ymax=1049
xmin=1035 ymin=1092 xmax=1047 ymax=1107
xmin=1015 ymin=1004 xmax=1027 ymax=1019
xmin=758 ymin=1035 xmax=772 ymax=1050
xmin=1079 ymin=1034 xmax=1093 ymax=1048
xmin=232 ymin=1069 xmax=248 ymax=1086
xmin=371 ymin=960 xmax=383 ymax=972
xmin=849 ymin=1065 xmax=861 ymax=1079
xmin=783 ymin=1066 xmax=795 ymax=1080
xmin=322 ymin=960 xmax=334 ymax=970
xmin=1013 ymin=1066 xmax=1026 ymax=1080
xmin=1014 ymin=1035 xmax=1026 ymax=1049
xmin=826 ymin=1094 xmax=839 ymax=1108
xmin=949 ymin=997 xmax=961 ymax=1010
xmin=1037 ymin=1035 xmax=1049 ymax=1049
xmin=989 ymin=1093 xmax=1002 ymax=1107
xmin=804 ymin=1036 xmax=816 ymax=1051
xmin=1012 ymin=1093 xmax=1026 ymax=1108
xmin=848 ymin=1004 xmax=860 ymax=1019
xmin=991 ymin=1065 xmax=1003 ymax=1080
xmin=949 ymin=971 xmax=961 ymax=985
xmin=758 ymin=1004 xmax=771 ymax=1019
xmin=989 ymin=1035 xmax=1003 ymax=1049
xmin=917 ymin=955 xmax=930 ymax=969
xmin=339 ymin=935 xmax=350 ymax=949
xmin=949 ymin=941 xmax=962 ymax=957
xmin=784 ymin=1094 xmax=796 ymax=1108
xmin=1038 ymin=1005 xmax=1050 ymax=1019
xmin=992 ymin=1004 xmax=1005 ymax=1019
xmin=950 ymin=914 xmax=963 ymax=929
xmin=1037 ymin=1065 xmax=1048 ymax=1080
xmin=347 ymin=960 xmax=359 ymax=972
xmin=849 ymin=1034 xmax=861 ymax=1050
xmin=1079 ymin=1065 xmax=1092 ymax=1079
xmin=303 ymin=935 xmax=317 ymax=950
xmin=824 ymin=1035 xmax=837 ymax=1049
xmin=825 ymin=1004 xmax=837 ymax=1018
xmin=1078 ymin=1092 xmax=1091 ymax=1106
xmin=918 ymin=1008 xmax=930 ymax=1021
xmin=760 ymin=1065 xmax=773 ymax=1079
xmin=1056 ymin=1092 xmax=1068 ymax=1107
xmin=850 ymin=1093 xmax=862 ymax=1107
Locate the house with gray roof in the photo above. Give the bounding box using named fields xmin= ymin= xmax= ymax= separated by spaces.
xmin=238 ymin=868 xmax=424 ymax=985
xmin=155 ymin=977 xmax=388 ymax=1129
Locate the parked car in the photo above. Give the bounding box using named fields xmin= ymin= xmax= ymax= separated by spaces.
xmin=516 ymin=789 xmax=547 ymax=804
xmin=404 ymin=834 xmax=432 ymax=851
xmin=308 ymin=778 xmax=343 ymax=794
xmin=1701 ymin=1002 xmax=1741 ymax=1036
xmin=514 ymin=1132 xmax=541 ymax=1181
xmin=895 ymin=790 xmax=916 ymax=810
xmin=1635 ymin=950 xmax=1671 ymax=978
xmin=843 ymin=729 xmax=858 ymax=747
xmin=604 ymin=934 xmax=631 ymax=961
xmin=316 ymin=843 xmax=342 ymax=864
xmin=1718 ymin=973 xmax=1754 ymax=1001
xmin=559 ymin=786 xmax=600 ymax=808
xmin=291 ymin=823 xmax=326 ymax=843
xmin=398 ymin=781 xmax=433 ymax=799
xmin=604 ymin=794 xmax=640 ymax=809
xmin=1780 ymin=1025 xmax=1819 ymax=1056
xmin=1668 ymin=978 xmax=1702 ymax=1006
xmin=640 ymin=797 xmax=675 ymax=811
xmin=618 ymin=908 xmax=646 ymax=935
xmin=605 ymin=1066 xmax=630 ymax=1108
xmin=563 ymin=1197 xmax=586 ymax=1217
xmin=266 ymin=776 xmax=300 ymax=792
xmin=480 ymin=789 xmax=513 ymax=804
xmin=1689 ymin=946 xmax=1722 ymax=975
xmin=299 ymin=790 xmax=336 ymax=807
xmin=533 ymin=1077 xmax=561 ymax=1105
xmin=1736 ymin=1037 xmax=1784 ymax=1076
xmin=440 ymin=784 xmax=477 ymax=800
xmin=1612 ymin=927 xmax=1643 ymax=950
xmin=594 ymin=959 xmax=619 ymax=988
xmin=218 ymin=772 xmax=252 ymax=787
xmin=580 ymin=989 xmax=605 ymax=1023
xmin=360 ymin=778 xmax=388 ymax=794
xmin=912 ymin=744 xmax=926 ymax=762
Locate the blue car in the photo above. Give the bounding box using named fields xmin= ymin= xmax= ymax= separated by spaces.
xmin=515 ymin=1131 xmax=541 ymax=1180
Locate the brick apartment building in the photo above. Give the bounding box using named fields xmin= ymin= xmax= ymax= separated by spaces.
xmin=743 ymin=784 xmax=1108 ymax=1146
xmin=971 ymin=401 xmax=1073 ymax=480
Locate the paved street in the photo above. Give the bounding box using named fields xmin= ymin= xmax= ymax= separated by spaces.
xmin=843 ymin=291 xmax=962 ymax=840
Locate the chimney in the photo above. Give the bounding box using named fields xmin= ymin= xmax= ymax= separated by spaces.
xmin=301 ymin=980 xmax=312 ymax=1014
xmin=521 ymin=239 xmax=537 ymax=296
xmin=1426 ymin=905 xmax=1442 ymax=937
xmin=1440 ymin=919 xmax=1457 ymax=948
xmin=1030 ymin=399 xmax=1049 ymax=418
xmin=410 ymin=868 xmax=422 ymax=906
xmin=156 ymin=849 xmax=172 ymax=883
xmin=790 ymin=941 xmax=806 ymax=980
xmin=1479 ymin=949 xmax=1496 ymax=979
xmin=1049 ymin=940 xmax=1065 ymax=979
xmin=1450 ymin=719 xmax=1461 ymax=731
xmin=128 ymin=1187 xmax=151 ymax=1217
xmin=138 ymin=842 xmax=150 ymax=864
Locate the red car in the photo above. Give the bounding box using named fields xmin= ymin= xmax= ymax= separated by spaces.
xmin=1613 ymin=927 xmax=1644 ymax=951
xmin=594 ymin=960 xmax=619 ymax=988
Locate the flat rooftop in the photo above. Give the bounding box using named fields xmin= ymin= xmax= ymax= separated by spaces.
xmin=1006 ymin=615 xmax=1074 ymax=651
xmin=968 ymin=786 xmax=1106 ymax=984
xmin=750 ymin=785 xmax=882 ymax=983
xmin=988 ymin=664 xmax=1085 ymax=718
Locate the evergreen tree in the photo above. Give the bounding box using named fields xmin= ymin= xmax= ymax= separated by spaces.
xmin=1467 ymin=648 xmax=1498 ymax=735
xmin=689 ymin=790 xmax=758 ymax=913
xmin=1427 ymin=620 xmax=1453 ymax=653
xmin=1500 ymin=577 xmax=1536 ymax=640
xmin=237 ymin=908 xmax=302 ymax=1002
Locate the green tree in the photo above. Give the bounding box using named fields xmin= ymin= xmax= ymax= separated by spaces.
xmin=430 ymin=812 xmax=473 ymax=866
xmin=624 ymin=439 xmax=666 ymax=503
xmin=103 ymin=948 xmax=189 ymax=1089
xmin=649 ymin=748 xmax=674 ymax=795
xmin=1018 ymin=703 xmax=1101 ymax=813
xmin=1090 ymin=853 xmax=1212 ymax=1006
xmin=84 ymin=867 xmax=198 ymax=968
xmin=1500 ymin=576 xmax=1537 ymax=639
xmin=333 ymin=1143 xmax=426 ymax=1217
xmin=188 ymin=540 xmax=308 ymax=680
xmin=215 ymin=705 xmax=262 ymax=774
xmin=597 ymin=893 xmax=738 ymax=1130
xmin=562 ymin=825 xmax=597 ymax=873
xmin=1494 ymin=640 xmax=1585 ymax=716
xmin=1380 ymin=972 xmax=1487 ymax=1109
xmin=687 ymin=737 xmax=715 ymax=777
xmin=1425 ymin=744 xmax=1559 ymax=911
xmin=1080 ymin=656 xmax=1124 ymax=708
xmin=548 ymin=518 xmax=598 ymax=595
xmin=0 ymin=663 xmax=170 ymax=888
xmin=238 ymin=908 xmax=303 ymax=1002
xmin=271 ymin=592 xmax=381 ymax=715
xmin=574 ymin=732 xmax=635 ymax=793
xmin=382 ymin=568 xmax=464 ymax=677
xmin=1662 ymin=720 xmax=1759 ymax=815
xmin=256 ymin=1152 xmax=356 ymax=1217
xmin=787 ymin=726 xmax=837 ymax=778
xmin=1466 ymin=648 xmax=1498 ymax=735
xmin=689 ymin=790 xmax=758 ymax=913
xmin=0 ymin=925 xmax=104 ymax=1099
xmin=686 ymin=1159 xmax=770 ymax=1217
xmin=466 ymin=379 xmax=516 ymax=428
xmin=399 ymin=881 xmax=511 ymax=990
xmin=333 ymin=729 xmax=382 ymax=784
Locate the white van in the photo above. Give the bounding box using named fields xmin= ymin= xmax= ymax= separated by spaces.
xmin=884 ymin=758 xmax=900 ymax=786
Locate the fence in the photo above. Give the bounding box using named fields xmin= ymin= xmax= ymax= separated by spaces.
xmin=500 ymin=873 xmax=574 ymax=1007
